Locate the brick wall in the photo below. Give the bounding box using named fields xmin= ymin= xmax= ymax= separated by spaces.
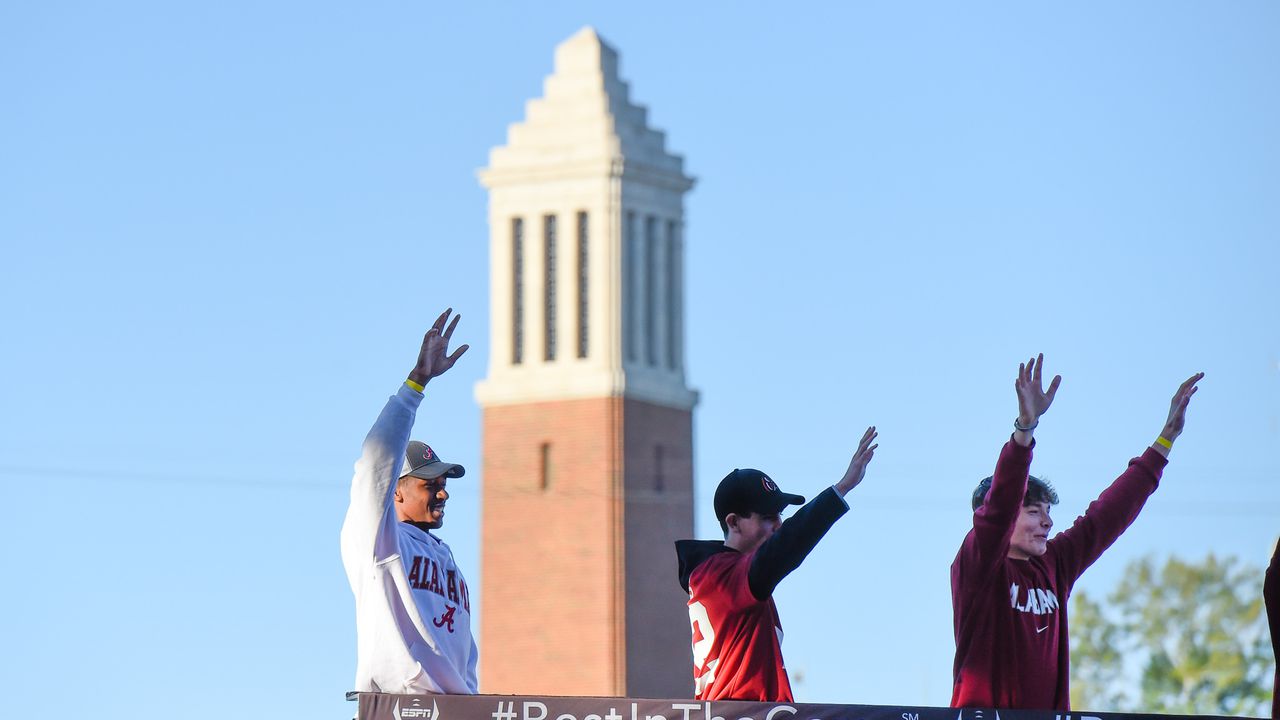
xmin=622 ymin=398 xmax=695 ymax=698
xmin=480 ymin=396 xmax=694 ymax=698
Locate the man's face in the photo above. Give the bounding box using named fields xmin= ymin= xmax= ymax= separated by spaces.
xmin=729 ymin=510 xmax=782 ymax=554
xmin=395 ymin=474 xmax=449 ymax=528
xmin=1008 ymin=501 xmax=1053 ymax=559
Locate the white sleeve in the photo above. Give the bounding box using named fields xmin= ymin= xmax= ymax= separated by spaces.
xmin=340 ymin=383 xmax=424 ymax=573
xmin=466 ymin=630 xmax=480 ymax=693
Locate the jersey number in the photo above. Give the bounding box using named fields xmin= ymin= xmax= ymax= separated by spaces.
xmin=688 ymin=601 xmax=718 ymax=695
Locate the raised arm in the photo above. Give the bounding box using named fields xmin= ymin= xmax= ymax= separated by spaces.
xmin=748 ymin=427 xmax=878 ymax=599
xmin=407 ymin=308 xmax=471 ymax=392
xmin=1265 ymin=539 xmax=1279 ymax=720
xmin=1150 ymin=372 xmax=1203 ymax=458
xmin=963 ymin=355 xmax=1062 ymax=572
xmin=340 ymin=309 xmax=469 ymax=565
xmin=833 ymin=426 xmax=879 ymax=497
xmin=1012 ymin=353 xmax=1061 ymax=448
xmin=1053 ymin=372 xmax=1204 ymax=581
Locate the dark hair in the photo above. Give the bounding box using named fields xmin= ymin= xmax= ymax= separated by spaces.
xmin=719 ymin=510 xmax=779 ymax=538
xmin=971 ymin=475 xmax=1058 ymax=511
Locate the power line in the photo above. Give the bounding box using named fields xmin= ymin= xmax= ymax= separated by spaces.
xmin=2 ymin=465 xmax=1275 ymax=518
xmin=0 ymin=464 xmax=341 ymax=492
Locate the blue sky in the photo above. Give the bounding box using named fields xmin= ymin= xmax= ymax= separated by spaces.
xmin=2 ymin=2 xmax=1277 ymax=717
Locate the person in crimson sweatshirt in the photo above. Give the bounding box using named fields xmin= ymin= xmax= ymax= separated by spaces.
xmin=1265 ymin=539 xmax=1279 ymax=719
xmin=950 ymin=354 xmax=1203 ymax=710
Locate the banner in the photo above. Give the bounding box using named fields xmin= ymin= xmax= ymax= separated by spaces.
xmin=355 ymin=693 xmax=1251 ymax=720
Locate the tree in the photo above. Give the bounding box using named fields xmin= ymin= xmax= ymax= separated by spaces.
xmin=1070 ymin=554 xmax=1274 ymax=716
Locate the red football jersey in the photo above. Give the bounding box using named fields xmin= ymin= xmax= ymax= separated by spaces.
xmin=687 ymin=549 xmax=792 ymax=702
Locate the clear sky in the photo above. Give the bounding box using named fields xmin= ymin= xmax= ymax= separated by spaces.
xmin=2 ymin=2 xmax=1277 ymax=718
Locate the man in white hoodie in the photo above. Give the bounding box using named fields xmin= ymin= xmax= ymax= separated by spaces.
xmin=340 ymin=308 xmax=477 ymax=694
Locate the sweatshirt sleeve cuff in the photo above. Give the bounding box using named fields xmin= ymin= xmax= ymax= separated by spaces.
xmin=828 ymin=485 xmax=850 ymax=510
xmin=1003 ymin=435 xmax=1035 ymax=460
xmin=815 ymin=486 xmax=850 ymax=521
xmin=397 ymin=382 xmax=425 ymax=408
xmin=1138 ymin=446 xmax=1169 ymax=471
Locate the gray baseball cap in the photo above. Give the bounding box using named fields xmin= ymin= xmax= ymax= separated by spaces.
xmin=399 ymin=440 xmax=465 ymax=480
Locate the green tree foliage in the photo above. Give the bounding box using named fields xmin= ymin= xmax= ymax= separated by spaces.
xmin=1070 ymin=554 xmax=1274 ymax=716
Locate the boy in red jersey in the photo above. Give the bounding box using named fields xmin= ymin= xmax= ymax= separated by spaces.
xmin=951 ymin=354 xmax=1203 ymax=710
xmin=675 ymin=426 xmax=878 ymax=701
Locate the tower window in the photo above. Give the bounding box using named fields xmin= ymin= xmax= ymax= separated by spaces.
xmin=645 ymin=215 xmax=657 ymax=366
xmin=654 ymin=445 xmax=665 ymax=493
xmin=544 ymin=214 xmax=557 ymax=362
xmin=577 ymin=211 xmax=589 ymax=359
xmin=512 ymin=217 xmax=524 ymax=365
xmin=624 ymin=211 xmax=637 ymax=362
xmin=539 ymin=442 xmax=553 ymax=491
xmin=666 ymin=220 xmax=679 ymax=370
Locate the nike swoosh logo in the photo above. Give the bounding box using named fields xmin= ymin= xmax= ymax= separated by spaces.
xmin=1036 ymin=625 xmax=1049 ymax=633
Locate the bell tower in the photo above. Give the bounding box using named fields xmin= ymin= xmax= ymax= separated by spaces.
xmin=475 ymin=27 xmax=697 ymax=697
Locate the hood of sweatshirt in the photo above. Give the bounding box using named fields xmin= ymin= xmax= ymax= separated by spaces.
xmin=674 ymin=539 xmax=739 ymax=593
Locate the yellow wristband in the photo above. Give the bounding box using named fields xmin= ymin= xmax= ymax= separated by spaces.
xmin=405 ymin=378 xmax=425 ymax=393
xmin=1155 ymin=436 xmax=1173 ymax=450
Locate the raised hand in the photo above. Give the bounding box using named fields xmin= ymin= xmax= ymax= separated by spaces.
xmin=1015 ymin=353 xmax=1062 ymax=429
xmin=1160 ymin=372 xmax=1204 ymax=443
xmin=835 ymin=426 xmax=878 ymax=496
xmin=408 ymin=308 xmax=470 ymax=388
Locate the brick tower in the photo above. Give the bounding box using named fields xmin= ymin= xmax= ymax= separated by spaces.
xmin=475 ymin=27 xmax=696 ymax=698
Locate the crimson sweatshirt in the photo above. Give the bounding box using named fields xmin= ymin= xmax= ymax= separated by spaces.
xmin=1265 ymin=540 xmax=1279 ymax=719
xmin=950 ymin=437 xmax=1167 ymax=710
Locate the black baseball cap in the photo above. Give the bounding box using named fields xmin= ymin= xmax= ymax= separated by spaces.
xmin=399 ymin=440 xmax=465 ymax=480
xmin=714 ymin=468 xmax=804 ymax=524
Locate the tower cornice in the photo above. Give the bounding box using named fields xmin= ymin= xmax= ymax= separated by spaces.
xmin=475 ymin=370 xmax=699 ymax=412
xmin=479 ymin=158 xmax=695 ymax=194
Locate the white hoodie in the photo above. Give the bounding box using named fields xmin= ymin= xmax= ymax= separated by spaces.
xmin=340 ymin=383 xmax=478 ymax=694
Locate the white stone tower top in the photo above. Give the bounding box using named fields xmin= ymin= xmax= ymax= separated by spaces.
xmin=482 ymin=27 xmax=691 ymax=185
xmin=476 ymin=27 xmax=697 ymax=410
